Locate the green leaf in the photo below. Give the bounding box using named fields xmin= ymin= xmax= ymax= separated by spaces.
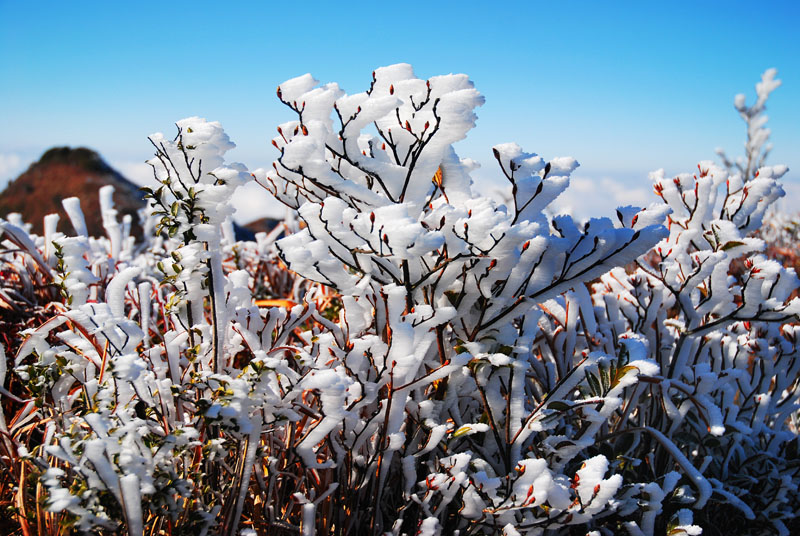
xmin=497 ymin=345 xmax=514 ymax=355
xmin=720 ymin=240 xmax=746 ymax=251
xmin=599 ymin=364 xmax=611 ymax=394
xmin=546 ymin=400 xmax=572 ymax=412
xmin=617 ymin=344 xmax=629 ymax=367
xmin=451 ymin=425 xmax=473 ymax=438
xmin=613 ymin=365 xmax=638 ymax=387
xmin=585 ymin=370 xmax=602 ymax=397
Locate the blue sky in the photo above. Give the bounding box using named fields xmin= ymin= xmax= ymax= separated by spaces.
xmin=1 ymin=1 xmax=798 ymax=221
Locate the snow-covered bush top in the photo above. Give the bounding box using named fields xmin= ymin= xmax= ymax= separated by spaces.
xmin=0 ymin=65 xmax=797 ymax=536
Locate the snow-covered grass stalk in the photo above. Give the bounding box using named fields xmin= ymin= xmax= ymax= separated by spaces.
xmin=0 ymin=66 xmax=797 ymax=536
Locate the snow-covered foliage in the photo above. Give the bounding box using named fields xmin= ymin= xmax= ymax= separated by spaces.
xmin=0 ymin=67 xmax=797 ymax=536
xmin=716 ymin=68 xmax=781 ymax=182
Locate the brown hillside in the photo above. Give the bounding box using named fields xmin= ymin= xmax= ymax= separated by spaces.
xmin=0 ymin=147 xmax=145 ymax=238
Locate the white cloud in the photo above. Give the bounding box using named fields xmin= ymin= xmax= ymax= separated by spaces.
xmin=230 ymin=181 xmax=287 ymax=224
xmin=776 ymin=179 xmax=800 ymax=215
xmin=550 ymin=175 xmax=653 ymax=221
xmin=111 ymin=160 xmax=156 ymax=187
xmin=0 ymin=153 xmax=24 ymax=189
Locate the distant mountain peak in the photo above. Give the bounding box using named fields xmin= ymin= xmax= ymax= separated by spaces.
xmin=0 ymin=147 xmax=259 ymax=241
xmin=37 ymin=146 xmax=115 ymax=174
xmin=0 ymin=146 xmax=145 ymax=237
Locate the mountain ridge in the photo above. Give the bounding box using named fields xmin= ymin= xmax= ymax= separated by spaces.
xmin=0 ymin=146 xmax=146 ymax=238
xmin=0 ymin=147 xmax=261 ymax=240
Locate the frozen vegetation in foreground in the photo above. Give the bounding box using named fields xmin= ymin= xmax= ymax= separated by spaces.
xmin=0 ymin=67 xmax=798 ymax=535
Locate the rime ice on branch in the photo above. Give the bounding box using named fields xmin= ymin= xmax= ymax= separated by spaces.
xmin=257 ymin=64 xmax=684 ymax=533
xmin=2 ymin=66 xmax=798 ymax=536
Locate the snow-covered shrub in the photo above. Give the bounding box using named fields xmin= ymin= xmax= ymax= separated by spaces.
xmin=716 ymin=68 xmax=781 ymax=183
xmin=256 ymin=64 xmax=678 ymax=534
xmin=3 ymin=121 xmax=316 ymax=535
xmin=583 ymin=70 xmax=800 ymax=535
xmin=0 ymin=66 xmax=796 ymax=536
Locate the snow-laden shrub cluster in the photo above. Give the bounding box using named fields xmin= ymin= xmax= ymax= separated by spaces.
xmin=0 ymin=67 xmax=797 ymax=536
